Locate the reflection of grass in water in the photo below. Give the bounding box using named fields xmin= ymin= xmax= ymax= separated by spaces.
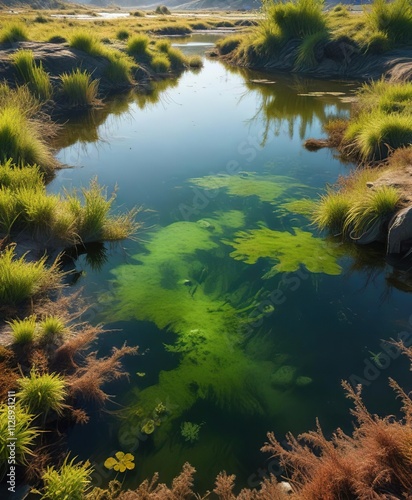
xmin=228 ymin=66 xmax=352 ymax=142
xmin=224 ymin=224 xmax=343 ymax=278
xmin=189 ymin=172 xmax=309 ymax=204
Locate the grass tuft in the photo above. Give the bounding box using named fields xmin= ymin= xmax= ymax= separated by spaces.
xmin=17 ymin=370 xmax=67 ymax=417
xmin=0 ymin=404 xmax=38 ymax=465
xmin=8 ymin=316 xmax=37 ymax=344
xmin=41 ymin=456 xmax=93 ymax=500
xmin=11 ymin=50 xmax=52 ymax=101
xmin=39 ymin=315 xmax=66 ymax=342
xmin=0 ymin=245 xmax=61 ymax=306
xmin=0 ymin=23 xmax=28 ymax=44
xmin=60 ymin=69 xmax=99 ymax=108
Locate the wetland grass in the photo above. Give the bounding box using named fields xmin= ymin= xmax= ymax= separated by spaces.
xmin=59 ymin=68 xmax=99 ymax=108
xmin=0 ymin=404 xmax=38 ymax=466
xmin=8 ymin=316 xmax=37 ymax=344
xmin=0 ymin=245 xmax=61 ymax=307
xmin=0 ymin=23 xmax=28 ymax=44
xmin=40 ymin=456 xmax=93 ymax=500
xmin=0 ymin=105 xmax=56 ymax=172
xmin=11 ymin=50 xmax=52 ymax=102
xmin=17 ymin=370 xmax=67 ymax=417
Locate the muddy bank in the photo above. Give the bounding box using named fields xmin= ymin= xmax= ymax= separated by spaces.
xmin=217 ymin=40 xmax=412 ymax=82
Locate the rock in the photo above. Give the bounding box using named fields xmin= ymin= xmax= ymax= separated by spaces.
xmin=387 ymin=205 xmax=412 ymax=254
xmin=350 ymin=217 xmax=387 ymax=245
xmin=279 ymin=481 xmax=293 ymax=494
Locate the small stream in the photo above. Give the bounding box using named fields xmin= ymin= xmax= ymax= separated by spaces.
xmin=49 ymin=36 xmax=412 ymax=493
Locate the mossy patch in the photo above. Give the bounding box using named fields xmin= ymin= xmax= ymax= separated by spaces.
xmin=224 ymin=225 xmax=343 ymax=278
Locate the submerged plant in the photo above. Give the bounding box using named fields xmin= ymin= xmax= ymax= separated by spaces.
xmin=181 ymin=421 xmax=203 ymax=443
xmin=104 ymin=452 xmax=135 ymax=472
xmin=224 ymin=224 xmax=343 ymax=277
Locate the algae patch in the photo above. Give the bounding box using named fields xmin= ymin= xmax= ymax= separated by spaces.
xmin=189 ymin=172 xmax=308 ymax=204
xmin=224 ymin=225 xmax=343 ymax=277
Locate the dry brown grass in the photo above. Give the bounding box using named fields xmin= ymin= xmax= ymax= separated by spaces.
xmin=262 ymin=377 xmax=412 ymax=499
xmin=68 ymin=344 xmax=137 ymax=404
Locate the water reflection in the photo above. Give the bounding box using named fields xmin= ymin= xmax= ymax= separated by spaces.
xmin=227 ymin=65 xmax=357 ymax=142
xmin=52 ymin=78 xmax=180 ymax=150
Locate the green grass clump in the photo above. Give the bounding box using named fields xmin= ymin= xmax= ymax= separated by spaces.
xmin=166 ymin=47 xmax=187 ymax=70
xmin=345 ymin=112 xmax=412 ymax=161
xmin=155 ymin=5 xmax=171 ymax=14
xmin=0 ymin=160 xmax=44 ymax=190
xmin=0 ymin=404 xmax=38 ymax=466
xmin=151 ymin=54 xmax=171 ymax=73
xmin=312 ymin=190 xmax=352 ymax=232
xmin=127 ymin=34 xmax=150 ymax=56
xmin=41 ymin=457 xmax=93 ymax=500
xmin=0 ymin=245 xmax=61 ymax=305
xmin=295 ymin=29 xmax=328 ymax=70
xmin=155 ymin=39 xmax=171 ymax=53
xmin=60 ymin=69 xmax=99 ymax=107
xmin=11 ymin=50 xmax=52 ymax=101
xmin=216 ymin=34 xmax=243 ymax=55
xmin=268 ymin=0 xmax=327 ymax=40
xmin=0 ymin=23 xmax=28 ymax=44
xmin=150 ymin=23 xmax=192 ymax=36
xmin=39 ymin=315 xmax=66 ymax=342
xmin=367 ymin=0 xmax=412 ymax=45
xmin=65 ymin=178 xmax=138 ymax=243
xmin=17 ymin=370 xmax=67 ymax=417
xmin=69 ymin=32 xmax=135 ymax=86
xmin=116 ymin=29 xmax=130 ymax=41
xmin=187 ymin=55 xmax=203 ymax=69
xmin=344 ymin=185 xmax=401 ymax=236
xmin=8 ymin=316 xmax=37 ymax=344
xmin=69 ymin=32 xmax=101 ymax=55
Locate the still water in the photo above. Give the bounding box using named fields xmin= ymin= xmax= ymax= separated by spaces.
xmin=50 ymin=38 xmax=412 ymax=493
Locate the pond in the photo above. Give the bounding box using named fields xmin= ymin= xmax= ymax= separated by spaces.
xmin=50 ymin=37 xmax=412 ymax=494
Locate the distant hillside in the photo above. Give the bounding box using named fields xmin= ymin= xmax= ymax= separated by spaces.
xmin=0 ymin=0 xmax=70 ymax=8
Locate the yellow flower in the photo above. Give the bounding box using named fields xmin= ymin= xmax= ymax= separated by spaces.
xmin=104 ymin=451 xmax=135 ymax=473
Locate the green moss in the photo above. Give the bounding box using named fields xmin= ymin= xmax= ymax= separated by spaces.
xmin=224 ymin=224 xmax=343 ymax=277
xmin=189 ymin=173 xmax=306 ymax=204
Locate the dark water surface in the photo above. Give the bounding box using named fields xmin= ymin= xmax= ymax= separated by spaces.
xmin=50 ymin=37 xmax=412 ymax=493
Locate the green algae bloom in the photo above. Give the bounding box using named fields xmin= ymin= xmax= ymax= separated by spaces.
xmin=224 ymin=225 xmax=343 ymax=278
xmin=189 ymin=172 xmax=308 ymax=204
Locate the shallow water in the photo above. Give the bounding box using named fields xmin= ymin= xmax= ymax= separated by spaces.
xmin=50 ymin=38 xmax=412 ymax=493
